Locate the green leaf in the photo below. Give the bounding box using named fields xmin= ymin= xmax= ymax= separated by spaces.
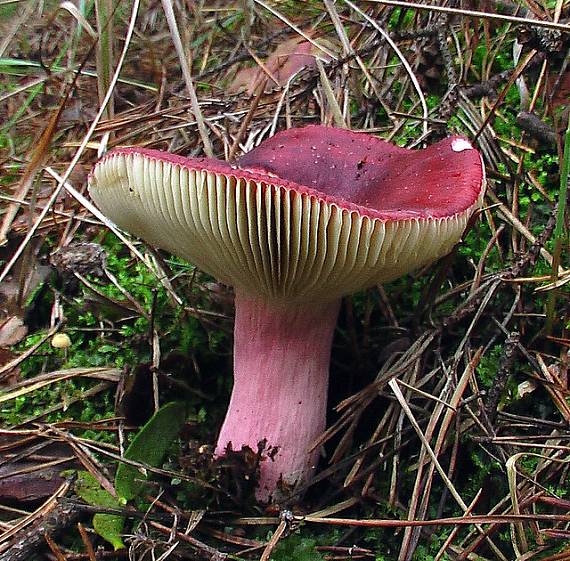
xmin=115 ymin=401 xmax=187 ymax=501
xmin=72 ymin=470 xmax=125 ymax=550
xmin=73 ymin=470 xmax=119 ymax=508
xmin=69 ymin=403 xmax=186 ymax=549
xmin=93 ymin=514 xmax=126 ymax=551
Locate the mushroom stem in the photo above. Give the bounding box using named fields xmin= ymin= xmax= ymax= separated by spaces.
xmin=215 ymin=291 xmax=341 ymax=501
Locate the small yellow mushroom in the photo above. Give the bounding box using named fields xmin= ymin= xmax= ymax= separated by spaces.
xmin=51 ymin=333 xmax=72 ymax=349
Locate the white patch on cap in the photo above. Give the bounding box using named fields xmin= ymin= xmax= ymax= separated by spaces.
xmin=451 ymin=138 xmax=473 ymax=152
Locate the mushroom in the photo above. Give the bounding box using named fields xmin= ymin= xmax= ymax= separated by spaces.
xmin=89 ymin=125 xmax=484 ymax=501
xmin=229 ymin=35 xmax=333 ymax=95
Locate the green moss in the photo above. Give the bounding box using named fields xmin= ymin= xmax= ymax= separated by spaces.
xmin=270 ymin=534 xmax=325 ymax=561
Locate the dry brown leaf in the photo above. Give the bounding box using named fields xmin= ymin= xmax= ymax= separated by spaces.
xmin=550 ymin=71 xmax=570 ymax=110
xmin=0 ymin=316 xmax=27 ymax=347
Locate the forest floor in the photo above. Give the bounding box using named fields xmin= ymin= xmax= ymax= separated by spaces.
xmin=0 ymin=1 xmax=569 ymax=560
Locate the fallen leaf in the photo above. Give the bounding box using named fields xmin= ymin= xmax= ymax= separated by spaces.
xmin=0 ymin=316 xmax=27 ymax=347
xmin=517 ymin=379 xmax=537 ymax=398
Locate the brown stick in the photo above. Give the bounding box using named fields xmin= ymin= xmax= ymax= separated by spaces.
xmin=1 ymin=503 xmax=81 ymax=561
xmin=516 ymin=111 xmax=558 ymax=145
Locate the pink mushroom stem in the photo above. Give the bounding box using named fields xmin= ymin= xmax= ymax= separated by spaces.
xmin=215 ymin=291 xmax=341 ymax=500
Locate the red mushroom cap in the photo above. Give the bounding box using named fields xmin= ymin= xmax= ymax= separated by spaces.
xmin=89 ymin=126 xmax=484 ymax=303
xmin=238 ymin=125 xmax=483 ymax=219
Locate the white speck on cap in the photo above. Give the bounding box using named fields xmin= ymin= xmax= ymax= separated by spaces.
xmin=451 ymin=138 xmax=473 ymax=152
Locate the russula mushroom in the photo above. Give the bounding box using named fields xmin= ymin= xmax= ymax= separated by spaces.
xmin=89 ymin=125 xmax=484 ymax=501
xmin=229 ymin=36 xmax=333 ymax=95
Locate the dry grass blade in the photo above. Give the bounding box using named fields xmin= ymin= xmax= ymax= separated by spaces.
xmin=487 ymin=190 xmax=557 ymax=268
xmin=77 ymin=523 xmax=97 ymax=561
xmin=506 ymin=451 xmax=570 ymax=556
xmin=0 ymin=480 xmax=70 ymax=552
xmin=148 ymin=520 xmax=223 ymax=559
xmin=95 ymin=0 xmax=115 ymax=123
xmin=0 ymin=367 xmax=120 ymax=405
xmin=59 ymin=2 xmax=97 ymax=38
xmin=0 ymin=0 xmax=35 ymax=57
xmin=474 ymin=50 xmax=538 ymax=141
xmin=259 ymin=515 xmax=290 ymax=561
xmin=0 ymin=103 xmax=61 ymax=245
xmin=536 ymin=272 xmax=570 ymax=291
xmin=316 ymin=59 xmax=347 ymax=128
xmin=232 ymin=512 xmax=570 ymax=528
xmin=434 ymin=490 xmax=483 ymax=561
xmin=228 ymin=76 xmax=268 ymax=160
xmin=344 ymin=0 xmax=429 ymax=136
xmin=398 ymin=350 xmax=508 ymax=561
xmin=535 ymin=354 xmax=570 ymax=422
xmin=0 ymin=0 xmax=141 ymax=285
xmin=43 ymin=532 xmax=67 ymax=561
xmin=161 ymin=0 xmax=213 ymax=158
xmin=389 ymin=378 xmax=470 ymax=512
xmin=252 ymin=0 xmax=337 ymax=60
xmin=366 ymin=0 xmax=570 ymax=31
xmin=0 ymin=322 xmax=62 ymax=380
